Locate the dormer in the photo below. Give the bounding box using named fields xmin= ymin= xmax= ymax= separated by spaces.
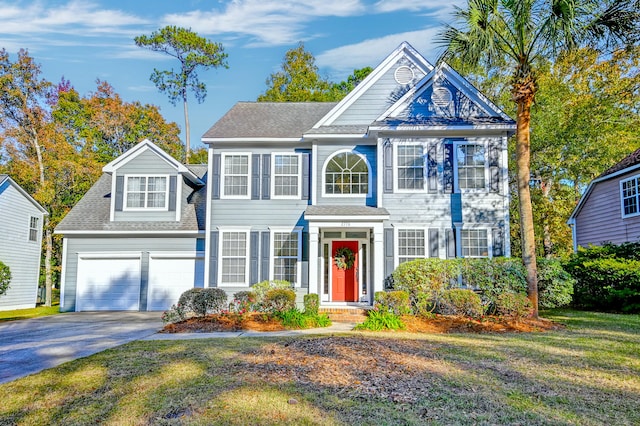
xmin=102 ymin=139 xmax=204 ymax=222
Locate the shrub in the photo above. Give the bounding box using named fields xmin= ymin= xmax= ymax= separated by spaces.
xmin=494 ymin=292 xmax=532 ymax=318
xmin=275 ymin=307 xmax=332 ymax=329
xmin=263 ymin=288 xmax=296 ymax=313
xmin=437 ymin=289 xmax=483 ymax=318
xmin=303 ymin=293 xmax=319 ymax=315
xmin=536 ymin=258 xmax=574 ymax=308
xmin=231 ymin=291 xmax=256 ymax=313
xmin=251 ymin=280 xmax=291 ymax=304
xmin=391 ymin=258 xmax=459 ymax=313
xmin=0 ymin=261 xmax=10 ymax=297
xmin=177 ymin=288 xmax=228 ymax=317
xmin=461 ymin=258 xmax=527 ymax=308
xmin=374 ymin=291 xmax=411 ymax=315
xmin=355 ymin=309 xmax=405 ymax=331
xmin=162 ymin=303 xmax=186 ymax=324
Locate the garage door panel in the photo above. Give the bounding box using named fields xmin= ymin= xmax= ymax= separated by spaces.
xmin=148 ymin=257 xmax=204 ymax=311
xmin=77 ymin=257 xmax=141 ymax=311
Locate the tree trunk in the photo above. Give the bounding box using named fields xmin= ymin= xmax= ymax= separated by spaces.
xmin=541 ymin=179 xmax=553 ymax=258
xmin=183 ymin=99 xmax=190 ymax=164
xmin=514 ymin=93 xmax=539 ymax=318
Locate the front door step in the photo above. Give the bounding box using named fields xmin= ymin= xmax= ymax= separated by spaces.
xmin=319 ymin=307 xmax=369 ymax=324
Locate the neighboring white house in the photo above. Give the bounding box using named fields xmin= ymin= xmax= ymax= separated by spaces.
xmin=0 ymin=175 xmax=47 ymax=311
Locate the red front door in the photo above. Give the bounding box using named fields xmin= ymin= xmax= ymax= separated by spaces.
xmin=331 ymin=241 xmax=358 ymax=302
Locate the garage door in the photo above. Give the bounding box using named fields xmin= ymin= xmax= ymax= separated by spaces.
xmin=76 ymin=255 xmax=141 ymax=311
xmin=147 ymin=254 xmax=205 ymax=311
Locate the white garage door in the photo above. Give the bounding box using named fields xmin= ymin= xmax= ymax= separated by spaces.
xmin=147 ymin=254 xmax=205 ymax=311
xmin=76 ymin=255 xmax=141 ymax=311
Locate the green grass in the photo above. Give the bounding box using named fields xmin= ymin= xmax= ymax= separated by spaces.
xmin=1 ymin=309 xmax=639 ymax=425
xmin=0 ymin=305 xmax=60 ymax=322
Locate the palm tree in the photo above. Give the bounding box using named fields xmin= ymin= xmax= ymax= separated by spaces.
xmin=439 ymin=0 xmax=639 ymax=317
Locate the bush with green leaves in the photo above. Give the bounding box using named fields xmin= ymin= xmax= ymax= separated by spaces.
xmin=177 ymin=287 xmax=228 ymax=317
xmin=231 ymin=291 xmax=256 ymax=313
xmin=391 ymin=258 xmax=459 ymax=313
xmin=162 ymin=303 xmax=186 ymax=324
xmin=0 ymin=261 xmax=10 ymax=297
xmin=494 ymin=292 xmax=532 ymax=318
xmin=565 ymin=246 xmax=640 ymax=312
xmin=437 ymin=289 xmax=484 ymax=318
xmin=374 ymin=290 xmax=411 ymax=315
xmin=536 ymin=258 xmax=574 ymax=308
xmin=275 ymin=307 xmax=331 ymax=329
xmin=303 ymin=293 xmax=319 ymax=315
xmin=251 ymin=280 xmax=291 ymax=304
xmin=355 ymin=309 xmax=405 ymax=331
xmin=262 ymin=288 xmax=296 ymax=313
xmin=461 ymin=258 xmax=527 ymax=305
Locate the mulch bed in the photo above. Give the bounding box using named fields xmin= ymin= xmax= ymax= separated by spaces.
xmin=161 ymin=312 xmax=561 ymax=334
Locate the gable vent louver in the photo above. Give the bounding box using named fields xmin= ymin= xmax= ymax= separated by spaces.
xmin=394 ymin=66 xmax=414 ymax=85
xmin=432 ymin=87 xmax=453 ymax=107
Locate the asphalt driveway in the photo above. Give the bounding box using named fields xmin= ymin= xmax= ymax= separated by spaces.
xmin=0 ymin=311 xmax=163 ymax=384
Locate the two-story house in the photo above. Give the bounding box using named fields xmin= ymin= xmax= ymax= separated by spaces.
xmin=56 ymin=42 xmax=514 ymax=311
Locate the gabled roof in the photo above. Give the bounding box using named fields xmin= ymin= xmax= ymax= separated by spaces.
xmin=568 ymin=146 xmax=640 ymax=222
xmin=55 ymin=164 xmax=207 ymax=233
xmin=103 ymin=139 xmax=202 ymax=185
xmin=202 ymin=102 xmax=337 ymax=141
xmin=377 ymin=61 xmax=515 ymax=132
xmin=0 ymin=174 xmax=48 ymax=215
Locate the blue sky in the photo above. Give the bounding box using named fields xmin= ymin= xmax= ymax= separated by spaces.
xmin=1 ymin=0 xmax=464 ymax=150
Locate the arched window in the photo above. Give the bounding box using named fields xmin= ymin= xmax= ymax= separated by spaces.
xmin=324 ymin=151 xmax=369 ymax=195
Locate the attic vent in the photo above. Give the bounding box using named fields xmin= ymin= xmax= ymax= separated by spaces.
xmin=432 ymin=87 xmax=453 ymax=107
xmin=394 ymin=66 xmax=414 ymax=85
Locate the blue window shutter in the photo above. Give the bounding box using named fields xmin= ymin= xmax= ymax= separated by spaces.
xmin=429 ymin=229 xmax=439 ymax=258
xmin=427 ymin=144 xmax=438 ymax=193
xmin=250 ymin=231 xmax=259 ymax=284
xmin=302 ymin=231 xmax=309 ymax=261
xmin=384 ymin=228 xmax=394 ymax=278
xmin=302 ymin=153 xmax=310 ymax=200
xmin=446 ymin=229 xmax=456 ymax=258
xmin=251 ymin=154 xmax=261 ymax=200
xmin=443 ymin=143 xmax=454 ymax=194
xmin=115 ymin=175 xmax=124 ymax=211
xmin=489 ymin=142 xmax=501 ymax=193
xmin=168 ymin=175 xmax=177 ymax=211
xmin=209 ymin=231 xmax=219 ymax=286
xmin=260 ymin=231 xmax=270 ymax=281
xmin=262 ymin=154 xmax=271 ymax=200
xmin=211 ymin=154 xmax=221 ymax=200
xmin=492 ymin=228 xmax=504 ymax=257
xmin=383 ymin=142 xmax=393 ymax=193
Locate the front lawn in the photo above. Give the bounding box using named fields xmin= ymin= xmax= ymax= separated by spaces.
xmin=1 ymin=310 xmax=638 ymax=425
xmin=0 ymin=306 xmax=59 ymax=322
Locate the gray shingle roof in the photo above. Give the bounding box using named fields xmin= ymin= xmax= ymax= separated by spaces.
xmin=599 ymin=147 xmax=640 ymax=178
xmin=305 ymin=205 xmax=390 ymax=217
xmin=55 ymin=171 xmax=207 ymax=233
xmin=202 ymin=102 xmax=337 ymax=139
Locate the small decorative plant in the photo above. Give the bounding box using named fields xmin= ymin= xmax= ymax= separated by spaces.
xmin=334 ymin=247 xmax=356 ymax=270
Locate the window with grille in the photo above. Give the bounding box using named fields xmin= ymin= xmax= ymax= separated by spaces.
xmin=456 ymin=144 xmax=486 ymax=190
xmin=398 ymin=229 xmax=425 ymax=263
xmin=621 ymin=175 xmax=640 ymax=217
xmin=461 ymin=229 xmax=489 ymax=257
xmin=29 ymin=216 xmax=39 ymax=242
xmin=273 ymin=154 xmax=300 ymax=198
xmin=222 ymin=154 xmax=249 ymax=197
xmin=221 ymin=231 xmax=248 ymax=284
xmin=273 ymin=231 xmax=300 ymax=284
xmin=125 ymin=176 xmax=168 ymax=209
xmin=325 ymin=151 xmax=369 ymax=195
xmin=397 ymin=145 xmax=424 ymax=190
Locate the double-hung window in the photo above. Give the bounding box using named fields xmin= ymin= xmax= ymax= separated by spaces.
xmin=273 ymin=154 xmax=300 ymax=198
xmin=125 ymin=176 xmax=168 ymax=210
xmin=621 ymin=175 xmax=640 ymax=217
xmin=461 ymin=229 xmax=489 ymax=257
xmin=272 ymin=230 xmax=301 ymax=285
xmin=221 ymin=231 xmax=249 ymax=285
xmin=397 ymin=145 xmax=424 ymax=190
xmin=222 ymin=154 xmax=250 ymax=198
xmin=28 ymin=216 xmax=39 ymax=242
xmin=456 ymin=144 xmax=486 ymax=190
xmin=398 ymin=229 xmax=425 ymax=263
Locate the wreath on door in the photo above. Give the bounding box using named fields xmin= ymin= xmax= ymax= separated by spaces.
xmin=334 ymin=247 xmax=356 ymax=270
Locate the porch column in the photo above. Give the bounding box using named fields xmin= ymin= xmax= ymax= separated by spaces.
xmin=308 ymin=225 xmax=320 ymax=296
xmin=373 ymin=223 xmax=384 ymax=298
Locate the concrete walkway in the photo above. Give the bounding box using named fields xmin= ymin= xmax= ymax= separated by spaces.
xmin=144 ymin=321 xmax=357 ymax=340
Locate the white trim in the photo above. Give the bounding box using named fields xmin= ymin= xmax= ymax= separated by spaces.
xmin=77 ymin=252 xmax=143 ymax=259
xmin=148 ymin=251 xmax=205 ymax=259
xmin=620 ymin=174 xmax=640 ymax=218
xmin=202 ymin=137 xmax=302 ymax=144
xmin=304 ymin=215 xmax=389 ymax=222
xmin=220 ymin=152 xmax=252 ymax=200
xmin=60 ymin=238 xmax=68 ymax=310
xmin=122 ymin=174 xmax=170 ymax=211
xmin=110 ymin=172 xmax=117 ymax=222
xmin=311 ymin=143 xmax=318 ymax=205
xmin=0 ymin=175 xmax=48 ymax=214
xmin=54 ymin=230 xmax=204 ymax=236
xmin=217 ymin=228 xmax=251 ymax=287
xmin=204 ymin=147 xmax=214 ymax=288
xmin=175 ymin=176 xmax=182 ymax=222
xmin=269 ymin=227 xmax=303 ymax=287
xmin=321 ymin=149 xmax=372 ymax=198
xmin=303 ymin=133 xmax=368 ymax=139
xmin=271 ymin=152 xmax=302 ymax=200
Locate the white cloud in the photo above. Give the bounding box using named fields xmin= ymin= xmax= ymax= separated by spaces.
xmin=316 ymin=28 xmax=444 ymax=77
xmin=163 ymin=0 xmax=367 ymax=46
